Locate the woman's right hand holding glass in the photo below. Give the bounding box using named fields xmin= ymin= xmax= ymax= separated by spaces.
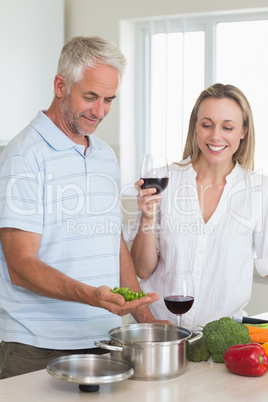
xmin=134 ymin=179 xmax=162 ymax=222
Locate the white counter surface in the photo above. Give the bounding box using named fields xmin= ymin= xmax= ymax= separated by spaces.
xmin=1 ymin=358 xmax=268 ymax=402
xmin=1 ymin=313 xmax=268 ymax=402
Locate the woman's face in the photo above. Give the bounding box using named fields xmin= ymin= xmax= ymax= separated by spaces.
xmin=195 ymin=97 xmax=247 ymax=168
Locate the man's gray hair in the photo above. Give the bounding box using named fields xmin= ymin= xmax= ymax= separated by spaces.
xmin=57 ymin=36 xmax=127 ymax=92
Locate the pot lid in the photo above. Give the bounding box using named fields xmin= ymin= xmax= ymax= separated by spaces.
xmin=46 ymin=354 xmax=134 ymax=387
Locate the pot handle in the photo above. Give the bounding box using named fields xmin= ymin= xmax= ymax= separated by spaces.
xmin=94 ymin=340 xmax=123 ymax=352
xmin=188 ymin=330 xmax=203 ymax=345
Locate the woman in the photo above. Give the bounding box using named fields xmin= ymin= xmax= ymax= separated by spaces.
xmin=130 ymin=83 xmax=268 ymax=329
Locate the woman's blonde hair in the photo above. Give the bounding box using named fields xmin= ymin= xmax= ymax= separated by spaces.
xmin=182 ymin=83 xmax=255 ymax=170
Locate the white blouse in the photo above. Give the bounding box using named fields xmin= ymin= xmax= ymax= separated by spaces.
xmin=130 ymin=160 xmax=268 ymax=329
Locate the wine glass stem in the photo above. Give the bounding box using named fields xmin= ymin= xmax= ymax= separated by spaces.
xmin=152 ymin=201 xmax=157 ymax=227
xmin=178 ymin=314 xmax=182 ymax=327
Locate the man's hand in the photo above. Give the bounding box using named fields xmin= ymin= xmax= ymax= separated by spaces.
xmin=92 ymin=286 xmax=159 ymax=317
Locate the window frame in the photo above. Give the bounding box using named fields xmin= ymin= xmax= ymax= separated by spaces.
xmin=136 ymin=9 xmax=268 ymax=160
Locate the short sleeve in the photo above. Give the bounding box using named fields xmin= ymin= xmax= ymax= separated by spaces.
xmin=0 ymin=155 xmax=44 ymax=234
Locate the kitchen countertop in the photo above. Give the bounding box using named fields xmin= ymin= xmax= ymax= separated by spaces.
xmin=1 ymin=313 xmax=268 ymax=402
xmin=1 ymin=358 xmax=268 ymax=402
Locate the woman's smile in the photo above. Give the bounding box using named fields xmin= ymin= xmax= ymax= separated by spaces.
xmin=207 ymin=144 xmax=227 ymax=152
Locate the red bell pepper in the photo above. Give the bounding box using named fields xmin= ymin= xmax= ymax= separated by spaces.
xmin=224 ymin=343 xmax=268 ymax=376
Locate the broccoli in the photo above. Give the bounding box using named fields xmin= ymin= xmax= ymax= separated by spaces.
xmin=203 ymin=317 xmax=251 ymax=362
xmin=187 ymin=334 xmax=211 ymax=362
xmin=188 ymin=317 xmax=251 ymax=363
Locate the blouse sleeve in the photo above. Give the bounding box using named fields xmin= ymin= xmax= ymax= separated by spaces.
xmin=253 ymin=175 xmax=268 ymax=276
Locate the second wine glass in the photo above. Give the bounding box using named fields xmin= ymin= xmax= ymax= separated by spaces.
xmin=140 ymin=153 xmax=169 ymax=230
xmin=164 ymin=270 xmax=194 ymax=327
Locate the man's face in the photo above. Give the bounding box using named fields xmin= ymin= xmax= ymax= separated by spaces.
xmin=60 ymin=63 xmax=119 ymax=137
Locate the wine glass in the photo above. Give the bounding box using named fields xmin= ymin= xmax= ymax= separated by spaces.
xmin=140 ymin=153 xmax=169 ymax=230
xmin=164 ymin=270 xmax=194 ymax=327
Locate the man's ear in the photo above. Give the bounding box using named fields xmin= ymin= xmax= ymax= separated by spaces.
xmin=54 ymin=75 xmax=66 ymax=98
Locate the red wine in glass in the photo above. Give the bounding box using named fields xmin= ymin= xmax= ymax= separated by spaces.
xmin=140 ymin=154 xmax=169 ymax=229
xmin=164 ymin=295 xmax=194 ymax=315
xmin=141 ymin=177 xmax=169 ymax=194
xmin=164 ymin=270 xmax=194 ymax=327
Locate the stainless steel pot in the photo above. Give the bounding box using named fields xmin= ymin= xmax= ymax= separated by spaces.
xmin=95 ymin=323 xmax=202 ymax=380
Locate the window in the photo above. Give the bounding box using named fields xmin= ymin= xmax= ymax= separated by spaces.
xmin=150 ymin=31 xmax=204 ymax=160
xmin=134 ymin=10 xmax=268 ymax=176
xmin=216 ymin=19 xmax=268 ymax=176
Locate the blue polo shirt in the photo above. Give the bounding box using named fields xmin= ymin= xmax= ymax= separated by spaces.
xmin=0 ymin=111 xmax=122 ymax=349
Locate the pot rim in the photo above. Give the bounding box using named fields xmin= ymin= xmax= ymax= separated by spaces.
xmin=108 ymin=323 xmax=192 ymax=346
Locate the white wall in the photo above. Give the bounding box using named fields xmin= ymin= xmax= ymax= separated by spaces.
xmin=0 ymin=0 xmax=64 ymax=144
xmin=246 ymin=279 xmax=268 ymax=316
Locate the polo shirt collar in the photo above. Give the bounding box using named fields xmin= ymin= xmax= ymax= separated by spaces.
xmin=30 ymin=111 xmax=75 ymax=151
xmin=30 ymin=111 xmax=105 ymax=153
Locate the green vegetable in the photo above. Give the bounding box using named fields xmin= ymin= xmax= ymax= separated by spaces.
xmin=246 ymin=323 xmax=268 ymax=329
xmin=204 ymin=317 xmax=251 ymax=363
xmin=187 ymin=334 xmax=211 ymax=362
xmin=188 ymin=317 xmax=251 ymax=363
xmin=110 ymin=287 xmax=147 ymax=301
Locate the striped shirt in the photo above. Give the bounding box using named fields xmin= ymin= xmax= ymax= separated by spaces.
xmin=0 ymin=111 xmax=122 ymax=349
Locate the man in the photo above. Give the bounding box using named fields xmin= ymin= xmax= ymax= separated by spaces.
xmin=0 ymin=36 xmax=163 ymax=379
